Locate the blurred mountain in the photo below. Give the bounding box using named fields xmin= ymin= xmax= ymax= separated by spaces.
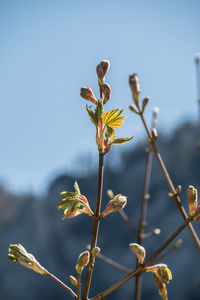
xmin=1 ymin=122 xmax=200 ymax=300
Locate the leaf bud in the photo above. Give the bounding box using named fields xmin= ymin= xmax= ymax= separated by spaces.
xmin=152 ymin=128 xmax=158 ymax=140
xmin=80 ymin=87 xmax=98 ymax=104
xmin=142 ymin=97 xmax=149 ymax=113
xmin=129 ymin=104 xmax=139 ymax=114
xmin=91 ymin=247 xmax=100 ymax=258
xmin=129 ymin=243 xmax=146 ymax=264
xmin=101 ymin=194 xmax=127 ymax=217
xmin=153 ymin=106 xmax=159 ymax=117
xmin=102 ymin=82 xmax=111 ymax=104
xmin=107 ymin=189 xmax=115 ymax=200
xmin=96 ymin=60 xmax=110 ymax=80
xmin=76 ymin=251 xmax=90 ymax=274
xmin=8 ymin=244 xmax=47 ymax=275
xmin=176 ymin=185 xmax=182 ymax=195
xmin=187 ymin=185 xmax=198 ymax=216
xmin=173 ymin=238 xmax=183 ymax=249
xmin=129 ymin=73 xmax=141 ymax=105
xmin=153 ymin=228 xmax=161 ymax=235
xmin=69 ymin=275 xmax=78 ymax=287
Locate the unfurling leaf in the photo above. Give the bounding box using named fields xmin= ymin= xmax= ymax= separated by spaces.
xmin=76 ymin=251 xmax=90 ymax=274
xmin=86 ymin=106 xmax=98 ymax=126
xmin=8 ymin=244 xmax=47 ymax=275
xmin=105 ymin=126 xmax=115 ymax=139
xmin=146 ymin=264 xmax=172 ymax=284
xmin=102 ymin=109 xmax=126 ymax=128
xmin=154 ymin=274 xmax=168 ymax=300
xmin=101 ymin=194 xmax=127 ymax=217
xmin=95 ymin=99 xmax=104 ymax=120
xmin=129 ymin=243 xmax=146 ymax=264
xmin=112 ymin=136 xmax=134 ymax=145
xmin=58 ymin=182 xmax=93 ymax=219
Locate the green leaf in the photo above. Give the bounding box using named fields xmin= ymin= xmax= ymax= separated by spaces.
xmin=112 ymin=136 xmax=134 ymax=144
xmin=102 ymin=109 xmax=126 ymax=128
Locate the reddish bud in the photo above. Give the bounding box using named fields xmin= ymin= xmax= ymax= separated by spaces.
xmin=146 ymin=264 xmax=172 ymax=284
xmin=101 ymin=194 xmax=127 ymax=217
xmin=187 ymin=185 xmax=198 ymax=216
xmin=102 ymin=82 xmax=111 ymax=104
xmin=129 ymin=73 xmax=140 ymax=105
xmin=80 ymin=87 xmax=97 ymax=104
xmin=96 ymin=60 xmax=110 ymax=80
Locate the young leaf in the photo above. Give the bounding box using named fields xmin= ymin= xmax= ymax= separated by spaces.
xmin=112 ymin=136 xmax=134 ymax=144
xmin=86 ymin=106 xmax=98 ymax=126
xmin=74 ymin=181 xmax=81 ymax=195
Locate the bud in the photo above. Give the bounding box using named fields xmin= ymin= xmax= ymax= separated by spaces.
xmin=8 ymin=244 xmax=47 ymax=275
xmin=69 ymin=275 xmax=78 ymax=287
xmin=153 ymin=106 xmax=159 ymax=117
xmin=129 ymin=243 xmax=146 ymax=264
xmin=195 ymin=53 xmax=200 ymax=64
xmin=107 ymin=189 xmax=115 ymax=200
xmin=153 ymin=228 xmax=161 ymax=235
xmin=146 ymin=264 xmax=172 ymax=284
xmin=101 ymin=194 xmax=127 ymax=217
xmin=96 ymin=60 xmax=110 ymax=80
xmin=129 ymin=104 xmax=139 ymax=114
xmin=102 ymin=82 xmax=111 ymax=104
xmin=91 ymin=247 xmax=100 ymax=258
xmin=95 ymin=98 xmax=104 ymax=120
xmin=152 ymin=128 xmax=158 ymax=140
xmin=76 ymin=251 xmax=90 ymax=274
xmin=129 ymin=73 xmax=140 ymax=105
xmin=173 ymin=238 xmax=183 ymax=249
xmin=187 ymin=185 xmax=198 ymax=216
xmin=80 ymin=87 xmax=97 ymax=104
xmin=176 ymin=185 xmax=182 ymax=195
xmin=142 ymin=97 xmax=149 ymax=113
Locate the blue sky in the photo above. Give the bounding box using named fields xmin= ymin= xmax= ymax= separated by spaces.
xmin=0 ymin=0 xmax=200 ymax=194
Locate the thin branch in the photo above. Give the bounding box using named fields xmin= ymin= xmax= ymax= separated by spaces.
xmin=77 ymin=273 xmax=81 ymax=300
xmin=46 ymin=271 xmax=77 ymax=299
xmin=152 ymin=239 xmax=182 ymax=264
xmin=96 ymin=252 xmax=131 ymax=273
xmin=137 ymin=110 xmax=200 ymax=251
xmin=91 ymin=208 xmax=200 ymax=300
xmin=135 ymin=109 xmax=158 ymax=300
xmin=82 ymin=152 xmax=104 ymax=300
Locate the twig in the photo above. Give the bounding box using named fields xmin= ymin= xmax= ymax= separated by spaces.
xmin=96 ymin=252 xmax=132 ymax=273
xmin=82 ymin=151 xmax=104 ymax=300
xmin=152 ymin=239 xmax=182 ymax=264
xmin=91 ymin=208 xmax=200 ymax=300
xmin=77 ymin=273 xmax=81 ymax=300
xmin=46 ymin=271 xmax=77 ymax=299
xmin=135 ymin=109 xmax=158 ymax=300
xmin=137 ymin=110 xmax=200 ymax=251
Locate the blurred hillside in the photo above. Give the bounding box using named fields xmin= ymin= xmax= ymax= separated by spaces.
xmin=1 ymin=122 xmax=200 ymax=300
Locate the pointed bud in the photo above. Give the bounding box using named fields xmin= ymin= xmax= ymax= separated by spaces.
xmin=76 ymin=251 xmax=90 ymax=274
xmin=129 ymin=243 xmax=146 ymax=264
xmin=8 ymin=244 xmax=47 ymax=275
xmin=101 ymin=194 xmax=127 ymax=217
xmin=152 ymin=128 xmax=158 ymax=140
xmin=187 ymin=185 xmax=198 ymax=216
xmin=80 ymin=87 xmax=98 ymax=104
xmin=107 ymin=189 xmax=115 ymax=200
xmin=129 ymin=73 xmax=141 ymax=105
xmin=102 ymin=82 xmax=111 ymax=104
xmin=153 ymin=106 xmax=159 ymax=117
xmin=129 ymin=104 xmax=139 ymax=114
xmin=146 ymin=264 xmax=172 ymax=284
xmin=91 ymin=247 xmax=100 ymax=258
xmin=142 ymin=97 xmax=149 ymax=113
xmin=96 ymin=60 xmax=110 ymax=80
xmin=69 ymin=275 xmax=78 ymax=287
xmin=176 ymin=185 xmax=182 ymax=195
